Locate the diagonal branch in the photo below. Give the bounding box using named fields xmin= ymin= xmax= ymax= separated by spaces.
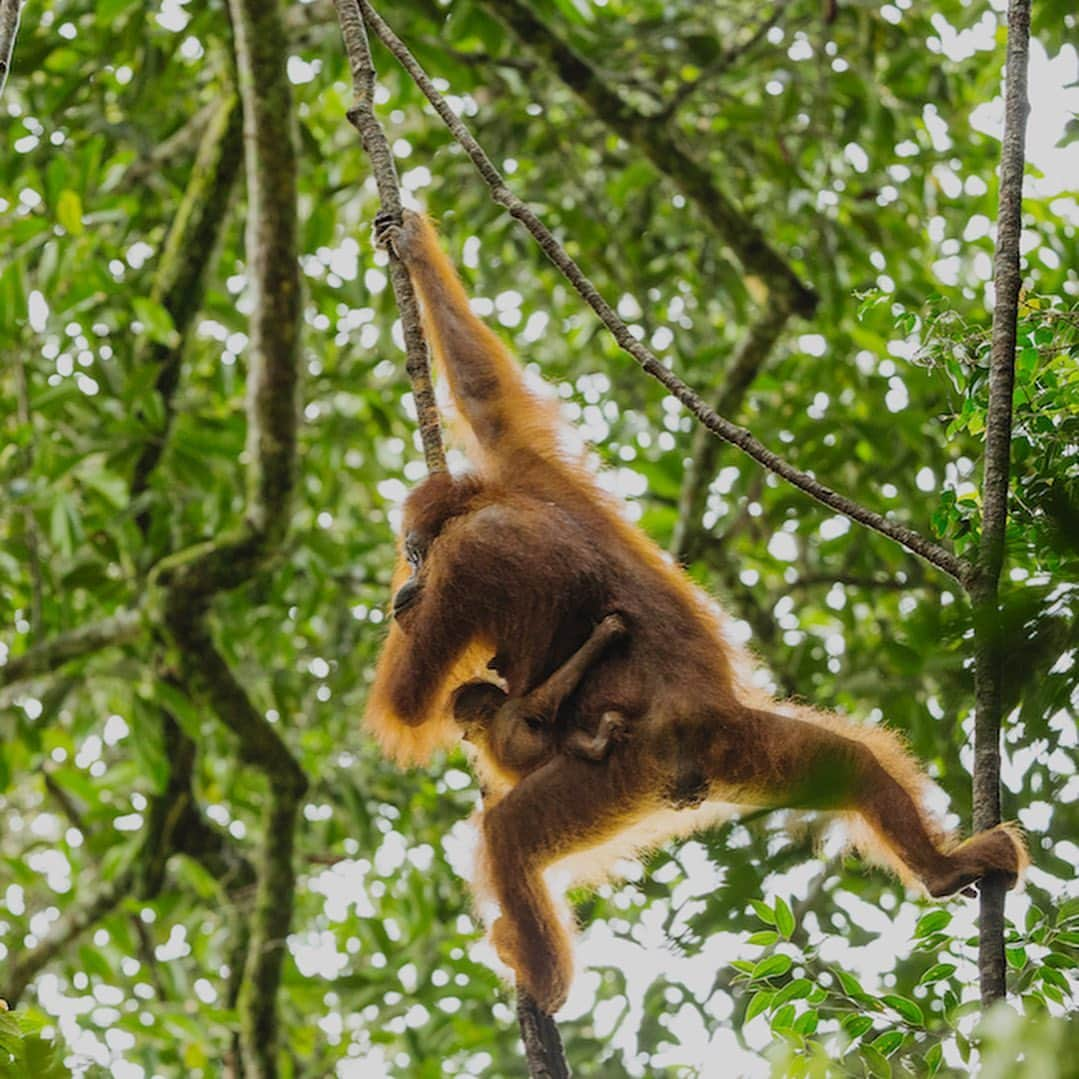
xmin=970 ymin=0 xmax=1031 ymax=1008
xmin=355 ymin=1 xmax=971 ymax=585
xmin=163 ymin=605 xmax=306 ymax=1078
xmin=333 ymin=0 xmax=444 ymax=472
xmin=0 ymin=0 xmax=23 ymax=97
xmin=480 ymin=0 xmax=815 ymax=318
xmin=2 ymin=868 xmax=136 ymax=1007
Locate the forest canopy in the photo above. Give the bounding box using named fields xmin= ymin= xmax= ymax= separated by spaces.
xmin=0 ymin=0 xmax=1076 ymax=1076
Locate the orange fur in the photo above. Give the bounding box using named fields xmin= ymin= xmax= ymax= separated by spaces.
xmin=364 ymin=213 xmax=1028 ymax=1013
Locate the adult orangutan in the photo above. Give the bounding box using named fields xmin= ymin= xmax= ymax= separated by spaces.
xmin=364 ymin=211 xmax=1026 ymax=1014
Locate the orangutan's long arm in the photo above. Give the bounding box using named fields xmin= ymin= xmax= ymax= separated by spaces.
xmin=375 ymin=212 xmax=564 ymax=477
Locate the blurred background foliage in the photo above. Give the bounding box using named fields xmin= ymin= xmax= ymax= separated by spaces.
xmin=0 ymin=0 xmax=1076 ymax=1075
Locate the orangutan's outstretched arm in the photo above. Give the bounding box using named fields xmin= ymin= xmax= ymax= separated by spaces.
xmin=374 ymin=212 xmax=564 ymax=478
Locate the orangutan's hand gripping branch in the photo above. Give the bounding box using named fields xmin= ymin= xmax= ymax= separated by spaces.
xmin=365 ymin=211 xmax=1027 ymax=1015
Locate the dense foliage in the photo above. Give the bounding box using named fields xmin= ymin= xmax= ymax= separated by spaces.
xmin=1 ymin=0 xmax=1076 ymax=1075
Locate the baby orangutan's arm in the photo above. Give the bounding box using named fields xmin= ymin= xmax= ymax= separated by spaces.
xmin=511 ymin=612 xmax=627 ymax=727
xmin=454 ymin=613 xmax=628 ymax=778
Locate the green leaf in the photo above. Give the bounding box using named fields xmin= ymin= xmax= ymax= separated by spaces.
xmin=863 ymin=1045 xmax=892 ymax=1079
xmin=774 ymin=896 xmax=795 ymax=939
xmin=925 ymin=1042 xmax=944 ymax=1076
xmin=919 ymin=962 xmax=957 ymax=984
xmin=1006 ymin=946 xmax=1027 ymax=969
xmin=745 ymin=990 xmax=774 ymax=1022
xmin=49 ymin=495 xmax=74 ymax=558
xmin=773 ymin=978 xmax=813 ymax=1008
xmin=872 ymin=1031 xmax=906 ymax=1057
xmin=56 ymin=190 xmax=84 ymax=235
xmin=842 ymin=1014 xmax=874 ymax=1040
xmin=750 ymin=899 xmax=776 ymax=925
xmin=149 ymin=680 xmax=204 ymax=740
xmin=914 ymin=910 xmax=952 ymax=937
xmin=0 ymin=258 xmax=27 ymax=333
xmin=1057 ymin=898 xmax=1079 ymax=925
xmin=883 ymin=994 xmax=924 ymax=1025
xmin=746 ymin=930 xmax=779 ymax=947
xmin=132 ymin=296 xmax=179 ymax=348
xmin=751 ymin=954 xmax=793 ymax=980
xmin=128 ymin=696 xmax=170 ymax=793
xmin=833 ymin=968 xmax=870 ymax=1000
xmin=96 ymin=0 xmax=139 ymax=20
xmin=770 ymin=1003 xmax=796 ymax=1032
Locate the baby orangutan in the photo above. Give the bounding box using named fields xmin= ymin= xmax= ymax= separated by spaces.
xmin=453 ymin=613 xmax=629 ymax=779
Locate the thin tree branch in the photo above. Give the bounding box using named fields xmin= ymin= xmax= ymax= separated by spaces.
xmin=120 ymin=99 xmax=221 ymax=189
xmin=165 ymin=611 xmax=304 ymax=791
xmin=333 ymin=0 xmax=445 ymax=472
xmin=2 ymin=869 xmax=136 ymax=1007
xmin=130 ymin=93 xmax=244 ymax=539
xmin=658 ymin=2 xmax=788 ymax=120
xmin=0 ymin=609 xmax=143 ymax=690
xmin=480 ymin=0 xmax=815 ymax=318
xmin=12 ymin=351 xmax=44 ymax=637
xmin=970 ymin=0 xmax=1031 ymax=1009
xmin=670 ymin=304 xmax=790 ymax=562
xmin=788 ymin=572 xmax=922 ymax=593
xmin=516 ymin=991 xmax=571 ymax=1079
xmin=355 ymin=1 xmax=971 ymax=585
xmin=164 ymin=617 xmax=306 ymax=1079
xmin=230 ymin=0 xmax=301 ymax=548
xmin=0 ymin=0 xmax=23 ymax=98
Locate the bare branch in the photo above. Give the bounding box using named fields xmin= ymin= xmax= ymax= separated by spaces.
xmin=971 ymin=0 xmax=1031 ymax=1008
xmin=0 ymin=609 xmax=143 ymax=690
xmin=788 ymin=573 xmax=923 ymax=593
xmin=355 ymin=1 xmax=971 ymax=585
xmin=516 ymin=991 xmax=570 ymax=1079
xmin=333 ymin=0 xmax=445 ymax=472
xmin=0 ymin=0 xmax=24 ymax=98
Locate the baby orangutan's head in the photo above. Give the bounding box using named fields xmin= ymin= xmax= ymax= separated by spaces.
xmin=450 ymin=681 xmax=505 ymax=740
